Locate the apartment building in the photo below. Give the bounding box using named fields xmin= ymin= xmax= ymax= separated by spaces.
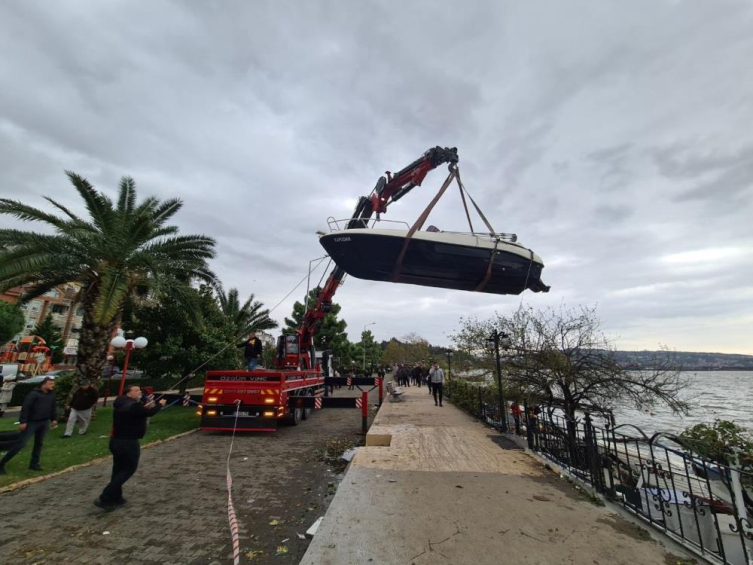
xmin=0 ymin=283 xmax=83 ymax=359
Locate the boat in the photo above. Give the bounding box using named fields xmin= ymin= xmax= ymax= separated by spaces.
xmin=319 ymin=227 xmax=549 ymax=295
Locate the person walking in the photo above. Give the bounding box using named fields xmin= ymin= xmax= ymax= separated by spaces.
xmin=510 ymin=400 xmax=523 ymax=435
xmin=62 ymin=380 xmax=99 ymax=438
xmin=428 ymin=363 xmax=445 ymax=407
xmin=236 ymin=332 xmax=263 ymax=371
xmin=0 ymin=377 xmax=58 ymax=473
xmin=95 ymin=385 xmax=166 ymax=510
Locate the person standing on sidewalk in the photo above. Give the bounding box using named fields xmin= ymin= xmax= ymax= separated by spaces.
xmin=95 ymin=385 xmax=166 ymax=510
xmin=62 ymin=381 xmax=99 ymax=438
xmin=0 ymin=377 xmax=57 ymax=474
xmin=428 ymin=363 xmax=445 ymax=407
xmin=236 ymin=332 xmax=263 ymax=371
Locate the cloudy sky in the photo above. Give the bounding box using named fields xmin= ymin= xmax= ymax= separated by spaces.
xmin=2 ymin=1 xmax=752 ymax=354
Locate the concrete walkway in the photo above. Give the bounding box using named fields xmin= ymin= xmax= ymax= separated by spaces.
xmin=302 ymin=384 xmax=692 ymax=565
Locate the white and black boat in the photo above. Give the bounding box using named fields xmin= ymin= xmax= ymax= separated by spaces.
xmin=319 ymin=228 xmax=549 ymax=296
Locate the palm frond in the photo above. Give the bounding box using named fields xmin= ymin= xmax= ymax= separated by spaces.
xmin=151 ymin=198 xmax=183 ymax=225
xmin=0 ymin=199 xmax=71 ymax=230
xmin=92 ymin=267 xmax=130 ymax=324
xmin=117 ymin=177 xmax=137 ymax=216
xmin=65 ymin=171 xmax=114 ymax=234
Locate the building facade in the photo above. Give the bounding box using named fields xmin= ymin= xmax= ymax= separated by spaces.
xmin=0 ymin=283 xmax=83 ymax=360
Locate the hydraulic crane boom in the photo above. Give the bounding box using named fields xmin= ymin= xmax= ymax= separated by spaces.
xmin=280 ymin=147 xmax=458 ymax=370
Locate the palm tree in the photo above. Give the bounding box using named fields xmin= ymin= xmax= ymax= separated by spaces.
xmin=216 ymin=287 xmax=278 ymax=339
xmin=0 ymin=172 xmax=217 ymax=385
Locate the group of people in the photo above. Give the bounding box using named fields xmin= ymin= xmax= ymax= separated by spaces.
xmin=0 ymin=374 xmax=166 ymax=512
xmin=394 ymin=362 xmax=446 ymax=406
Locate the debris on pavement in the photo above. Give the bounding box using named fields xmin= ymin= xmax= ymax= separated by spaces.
xmin=306 ymin=517 xmax=324 ymax=538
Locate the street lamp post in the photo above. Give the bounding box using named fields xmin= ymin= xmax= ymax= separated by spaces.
xmin=446 ymin=350 xmax=453 ymax=382
xmin=362 ymin=322 xmax=375 ymax=371
xmin=110 ymin=334 xmax=148 ymax=396
xmin=103 ymin=354 xmax=115 ymax=407
xmin=487 ymin=330 xmax=510 ymax=433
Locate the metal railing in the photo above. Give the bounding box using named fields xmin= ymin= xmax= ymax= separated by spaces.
xmin=447 ymin=382 xmax=753 ymax=564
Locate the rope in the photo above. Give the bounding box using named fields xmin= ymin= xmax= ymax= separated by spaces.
xmin=519 ymin=249 xmax=535 ymax=306
xmin=153 ymin=256 xmax=330 ymax=400
xmin=226 ymin=399 xmax=242 ymax=565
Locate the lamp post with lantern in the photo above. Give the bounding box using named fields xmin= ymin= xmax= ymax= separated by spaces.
xmin=487 ymin=330 xmax=511 ymax=433
xmin=110 ymin=333 xmax=148 ymax=397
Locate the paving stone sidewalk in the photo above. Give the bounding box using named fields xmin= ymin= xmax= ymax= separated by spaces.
xmin=0 ymin=387 xmax=376 ymax=565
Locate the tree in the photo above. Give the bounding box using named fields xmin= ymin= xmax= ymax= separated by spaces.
xmin=354 ymin=329 xmax=382 ymax=371
xmin=123 ymin=285 xmax=243 ymax=391
xmin=380 ymin=334 xmax=431 ymax=366
xmin=452 ymin=304 xmax=688 ymax=422
xmin=216 ymin=287 xmax=278 ymax=337
xmin=284 ymin=287 xmax=350 ymax=366
xmin=0 ymin=173 xmax=216 ymax=386
xmin=31 ymin=314 xmax=64 ymax=363
xmin=0 ymin=301 xmax=24 ymax=344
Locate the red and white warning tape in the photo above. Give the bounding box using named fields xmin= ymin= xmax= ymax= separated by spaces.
xmin=315 ymin=397 xmax=322 ymax=409
xmin=226 ymin=400 xmax=242 ymax=565
xmin=346 ymin=377 xmax=352 ymax=386
xmin=355 ymin=398 xmax=362 ymax=409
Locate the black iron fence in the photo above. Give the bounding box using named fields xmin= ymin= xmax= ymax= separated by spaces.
xmin=447 ymin=381 xmax=753 ymax=565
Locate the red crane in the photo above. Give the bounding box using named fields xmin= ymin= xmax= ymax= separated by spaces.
xmin=281 ymin=146 xmax=459 ymax=371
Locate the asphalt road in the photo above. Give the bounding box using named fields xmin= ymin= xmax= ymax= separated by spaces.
xmin=0 ymin=385 xmax=378 ymax=565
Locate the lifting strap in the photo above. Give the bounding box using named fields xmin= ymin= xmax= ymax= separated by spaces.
xmin=455 ymin=169 xmax=497 ymax=235
xmin=475 ymin=238 xmax=500 ymax=292
xmin=391 ymin=168 xmax=457 ymax=282
xmin=458 ymin=182 xmax=475 ymax=233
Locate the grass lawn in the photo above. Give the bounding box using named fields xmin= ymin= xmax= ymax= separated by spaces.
xmin=0 ymin=406 xmax=199 ymax=489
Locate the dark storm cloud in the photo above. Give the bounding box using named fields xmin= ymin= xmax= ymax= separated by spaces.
xmin=1 ymin=0 xmax=753 ymax=353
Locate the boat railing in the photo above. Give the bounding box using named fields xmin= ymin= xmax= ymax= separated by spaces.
xmin=326 ymin=217 xmax=519 ymax=243
xmin=326 ymin=217 xmax=412 ymax=231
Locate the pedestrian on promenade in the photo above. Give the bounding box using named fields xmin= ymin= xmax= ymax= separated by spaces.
xmin=236 ymin=332 xmax=263 ymax=371
xmin=412 ymin=364 xmax=422 ymax=387
xmin=0 ymin=377 xmax=57 ymax=474
xmin=428 ymin=363 xmax=445 ymax=407
xmin=62 ymin=380 xmax=99 ymax=438
xmin=95 ymin=385 xmax=166 ymax=510
xmin=510 ymin=400 xmax=523 ymax=435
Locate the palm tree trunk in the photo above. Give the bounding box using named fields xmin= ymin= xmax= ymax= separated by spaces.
xmin=75 ymin=287 xmax=116 ymax=388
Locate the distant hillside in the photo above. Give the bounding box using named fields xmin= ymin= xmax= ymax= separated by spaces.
xmin=615 ymin=350 xmax=753 ymax=371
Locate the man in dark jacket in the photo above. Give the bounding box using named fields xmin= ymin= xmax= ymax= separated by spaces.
xmin=62 ymin=380 xmax=99 ymax=438
xmin=236 ymin=332 xmax=263 ymax=370
xmin=95 ymin=385 xmax=166 ymax=510
xmin=0 ymin=377 xmax=58 ymax=474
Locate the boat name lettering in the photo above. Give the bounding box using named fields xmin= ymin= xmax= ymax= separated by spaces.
xmin=333 ymin=237 xmax=351 ymax=242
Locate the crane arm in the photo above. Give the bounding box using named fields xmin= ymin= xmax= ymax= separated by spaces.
xmin=288 ymin=147 xmax=458 ymax=368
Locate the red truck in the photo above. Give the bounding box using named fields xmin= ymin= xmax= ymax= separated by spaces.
xmin=197 ymin=147 xmax=459 ymax=431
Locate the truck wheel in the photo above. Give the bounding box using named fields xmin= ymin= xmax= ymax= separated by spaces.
xmin=290 ymin=406 xmax=302 ymax=425
xmin=302 ymin=389 xmax=314 ymax=420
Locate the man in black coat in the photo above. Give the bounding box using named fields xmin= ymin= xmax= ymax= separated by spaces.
xmin=0 ymin=377 xmax=58 ymax=474
xmin=236 ymin=332 xmax=263 ymax=370
xmin=95 ymin=385 xmax=166 ymax=510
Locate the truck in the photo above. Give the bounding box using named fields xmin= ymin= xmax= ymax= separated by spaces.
xmin=197 ymin=147 xmax=459 ymax=431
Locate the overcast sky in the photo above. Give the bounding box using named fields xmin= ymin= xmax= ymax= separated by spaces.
xmin=2 ymin=1 xmax=752 ymax=354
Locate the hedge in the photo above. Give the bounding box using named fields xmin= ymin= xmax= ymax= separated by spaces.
xmin=9 ymin=374 xmax=204 ymax=407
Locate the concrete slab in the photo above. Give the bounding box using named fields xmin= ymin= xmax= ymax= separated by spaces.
xmin=302 ymin=384 xmax=692 ymax=565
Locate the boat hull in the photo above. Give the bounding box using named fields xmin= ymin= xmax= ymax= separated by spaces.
xmin=320 ymin=231 xmax=549 ymax=295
